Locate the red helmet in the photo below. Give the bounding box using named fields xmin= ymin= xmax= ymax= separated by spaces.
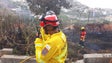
xmin=40 ymin=15 xmax=59 ymax=27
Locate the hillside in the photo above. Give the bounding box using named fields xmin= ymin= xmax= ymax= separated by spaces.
xmin=61 ymin=0 xmax=112 ymax=22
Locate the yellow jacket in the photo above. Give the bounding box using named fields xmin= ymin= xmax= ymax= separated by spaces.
xmin=34 ymin=30 xmax=67 ymax=63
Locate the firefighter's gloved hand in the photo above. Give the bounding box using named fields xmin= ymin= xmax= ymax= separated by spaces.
xmin=36 ymin=32 xmax=39 ymax=36
xmin=36 ymin=32 xmax=42 ymax=38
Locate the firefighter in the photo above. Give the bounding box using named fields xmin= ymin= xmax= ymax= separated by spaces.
xmin=79 ymin=27 xmax=86 ymax=47
xmin=34 ymin=11 xmax=67 ymax=63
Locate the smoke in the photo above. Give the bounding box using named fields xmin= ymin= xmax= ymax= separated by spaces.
xmin=85 ymin=42 xmax=101 ymax=51
xmin=0 ymin=0 xmax=9 ymax=8
xmin=0 ymin=0 xmax=32 ymax=18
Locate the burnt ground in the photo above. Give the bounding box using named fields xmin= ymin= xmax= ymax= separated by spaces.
xmin=63 ymin=26 xmax=112 ymax=61
xmin=63 ymin=25 xmax=112 ymax=51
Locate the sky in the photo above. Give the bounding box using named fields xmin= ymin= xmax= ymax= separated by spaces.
xmin=12 ymin=0 xmax=25 ymax=2
xmin=77 ymin=0 xmax=112 ymax=9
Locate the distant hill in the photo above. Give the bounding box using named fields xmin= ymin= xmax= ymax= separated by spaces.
xmin=61 ymin=0 xmax=112 ymax=21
